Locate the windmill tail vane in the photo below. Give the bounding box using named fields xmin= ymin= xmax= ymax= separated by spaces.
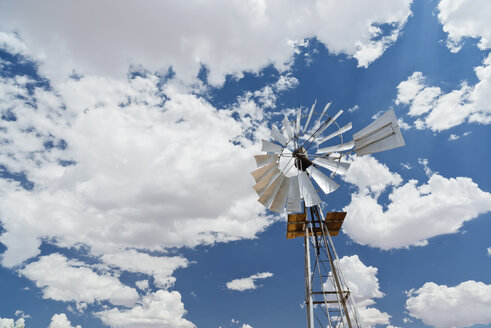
xmin=251 ymin=101 xmax=405 ymax=328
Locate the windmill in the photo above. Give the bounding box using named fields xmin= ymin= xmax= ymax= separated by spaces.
xmin=251 ymin=102 xmax=405 ymax=328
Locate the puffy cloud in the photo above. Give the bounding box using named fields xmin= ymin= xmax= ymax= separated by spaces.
xmin=0 ymin=318 xmax=25 ymax=328
xmin=356 ymin=308 xmax=390 ymax=328
xmin=325 ymin=256 xmax=390 ymax=327
xmin=337 ymin=256 xmax=383 ymax=308
xmin=438 ymin=0 xmax=491 ymax=52
xmin=0 ymin=48 xmax=281 ymax=328
xmin=342 ymin=155 xmax=402 ymax=196
xmin=395 ymin=72 xmax=442 ymax=116
xmin=0 ymin=32 xmax=27 ymax=56
xmin=226 ymin=272 xmax=273 ymax=291
xmin=101 ymin=250 xmax=189 ymax=289
xmin=0 ymin=71 xmax=275 ymax=267
xmin=408 ymin=86 xmax=442 ymax=117
xmin=0 ymin=56 xmax=278 ymax=327
xmin=397 ymin=118 xmax=411 ymax=130
xmin=394 ymin=0 xmax=491 ymax=131
xmin=48 ymin=314 xmax=81 ymax=328
xmin=406 ymin=281 xmax=491 ymax=327
xmin=20 ymin=253 xmax=139 ymax=306
xmin=343 ymin=156 xmax=491 ymax=249
xmin=421 ymin=82 xmax=473 ymax=131
xmin=241 ymin=325 xmax=253 ymax=328
xmin=395 ymin=72 xmax=426 ymax=106
xmin=0 ymin=0 xmax=412 ymax=85
xmin=96 ymin=290 xmax=195 ymax=328
xmin=396 ymin=71 xmax=472 ymax=131
xmin=136 ymin=280 xmax=150 ymax=291
xmin=274 ymin=74 xmax=299 ymax=92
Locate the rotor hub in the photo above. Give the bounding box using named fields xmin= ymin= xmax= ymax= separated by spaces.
xmin=293 ymin=147 xmax=313 ymax=171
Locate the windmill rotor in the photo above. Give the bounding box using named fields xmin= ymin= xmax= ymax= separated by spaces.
xmin=253 ymin=103 xmax=349 ymax=213
xmin=252 ymin=102 xmax=405 ymax=213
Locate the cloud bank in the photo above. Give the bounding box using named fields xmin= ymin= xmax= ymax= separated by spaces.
xmin=0 ymin=71 xmax=277 ymax=267
xmin=0 ymin=0 xmax=412 ymax=85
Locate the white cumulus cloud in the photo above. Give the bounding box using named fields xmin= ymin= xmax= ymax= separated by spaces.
xmin=0 ymin=0 xmax=412 ymax=85
xmin=48 ymin=314 xmax=81 ymax=328
xmin=101 ymin=250 xmax=189 ymax=289
xmin=394 ymin=0 xmax=491 ymax=131
xmin=96 ymin=290 xmax=195 ymax=328
xmin=343 ymin=156 xmax=491 ymax=249
xmin=342 ymin=155 xmax=402 ymax=197
xmin=0 ymin=318 xmax=25 ymax=328
xmin=325 ymin=255 xmax=390 ymax=328
xmin=136 ymin=280 xmax=150 ymax=291
xmin=438 ymin=0 xmax=491 ymax=52
xmin=0 ymin=71 xmax=274 ymax=267
xmin=406 ymin=280 xmax=491 ymax=327
xmin=20 ymin=253 xmax=139 ymax=306
xmin=226 ymin=272 xmax=273 ymax=291
xmin=0 ymin=45 xmax=287 ymax=328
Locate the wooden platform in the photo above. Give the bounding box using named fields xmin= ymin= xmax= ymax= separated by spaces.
xmin=286 ymin=212 xmax=347 ymax=239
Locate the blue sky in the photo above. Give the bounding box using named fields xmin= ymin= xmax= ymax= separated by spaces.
xmin=0 ymin=0 xmax=490 ymax=327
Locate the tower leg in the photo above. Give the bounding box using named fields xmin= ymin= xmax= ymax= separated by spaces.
xmin=324 ymin=235 xmax=352 ymax=328
xmin=304 ymin=231 xmax=314 ymax=328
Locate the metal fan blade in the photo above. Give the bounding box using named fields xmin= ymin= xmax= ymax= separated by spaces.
xmin=313 ymin=102 xmax=331 ymax=131
xmin=251 ymin=162 xmax=277 ymax=182
xmin=271 ymin=125 xmax=288 ymax=146
xmin=355 ymin=126 xmax=404 ymax=156
xmin=253 ymin=167 xmax=280 ymax=196
xmin=316 ymin=122 xmax=352 ymax=145
xmin=254 ymin=154 xmax=278 ymax=168
xmin=282 ymin=116 xmax=294 ymax=140
xmin=353 ymin=109 xmax=397 ymax=140
xmin=258 ymin=174 xmax=285 ymax=209
xmin=303 ymin=100 xmax=316 ymax=132
xmin=314 ymin=109 xmax=343 ymax=138
xmin=317 ymin=140 xmax=354 ymax=154
xmin=270 ymin=177 xmax=290 ymax=213
xmin=307 ymin=166 xmax=340 ymax=194
xmin=286 ymin=175 xmax=301 ymax=213
xmin=261 ymin=139 xmax=283 ymax=153
xmin=353 ymin=109 xmax=405 ymax=156
xmin=298 ymin=171 xmax=321 ymax=207
xmin=296 ymin=108 xmax=301 ymax=135
xmin=355 ymin=124 xmax=393 ymax=149
xmin=313 ymin=158 xmax=351 ymax=175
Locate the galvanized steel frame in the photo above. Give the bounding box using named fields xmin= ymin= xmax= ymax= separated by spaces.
xmin=303 ymin=204 xmax=361 ymax=328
